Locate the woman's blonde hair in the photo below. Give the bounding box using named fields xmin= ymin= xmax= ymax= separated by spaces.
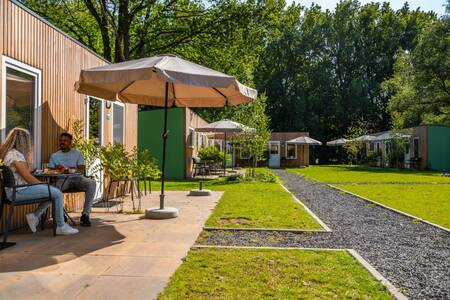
xmin=0 ymin=128 xmax=33 ymax=166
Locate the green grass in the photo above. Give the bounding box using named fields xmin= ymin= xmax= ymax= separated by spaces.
xmin=336 ymin=184 xmax=450 ymax=228
xmin=146 ymin=173 xmax=321 ymax=230
xmin=289 ymin=165 xmax=449 ymax=183
xmin=158 ymin=248 xmax=391 ymax=300
xmin=287 ymin=165 xmax=450 ymax=229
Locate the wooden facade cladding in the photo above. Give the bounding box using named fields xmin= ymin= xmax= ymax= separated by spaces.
xmin=184 ymin=108 xmax=208 ymax=178
xmin=0 ymin=0 xmax=138 ymax=232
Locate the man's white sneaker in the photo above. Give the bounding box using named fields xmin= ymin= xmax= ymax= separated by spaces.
xmin=26 ymin=213 xmax=39 ymax=233
xmin=56 ymin=223 xmax=79 ymax=235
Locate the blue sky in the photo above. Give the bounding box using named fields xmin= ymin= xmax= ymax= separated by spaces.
xmin=288 ymin=0 xmax=445 ymax=15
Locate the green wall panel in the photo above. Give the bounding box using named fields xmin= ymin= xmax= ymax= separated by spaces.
xmin=138 ymin=108 xmax=185 ymax=179
xmin=427 ymin=125 xmax=450 ymax=171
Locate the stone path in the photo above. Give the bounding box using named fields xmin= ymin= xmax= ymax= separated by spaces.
xmin=202 ymin=170 xmax=450 ymax=299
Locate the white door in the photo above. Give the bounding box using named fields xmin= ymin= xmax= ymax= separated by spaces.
xmin=85 ymin=96 xmax=104 ymax=200
xmin=268 ymin=141 xmax=280 ymax=168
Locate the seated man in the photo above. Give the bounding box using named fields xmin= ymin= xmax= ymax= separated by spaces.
xmin=49 ymin=132 xmax=96 ymax=227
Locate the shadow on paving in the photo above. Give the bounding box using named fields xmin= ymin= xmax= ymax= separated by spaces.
xmin=201 ymin=170 xmax=450 ymax=300
xmin=0 ymin=218 xmax=125 ymax=272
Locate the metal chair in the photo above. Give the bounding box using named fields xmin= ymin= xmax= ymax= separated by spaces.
xmin=0 ymin=166 xmax=56 ymax=250
xmin=192 ymin=157 xmax=207 ymax=177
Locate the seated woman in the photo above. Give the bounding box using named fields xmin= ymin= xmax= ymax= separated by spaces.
xmin=0 ymin=128 xmax=78 ymax=235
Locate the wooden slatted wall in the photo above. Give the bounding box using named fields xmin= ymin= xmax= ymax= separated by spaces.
xmin=0 ymin=0 xmax=138 ymax=232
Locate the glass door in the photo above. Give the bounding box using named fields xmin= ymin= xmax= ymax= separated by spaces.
xmin=85 ymin=96 xmax=104 ymax=200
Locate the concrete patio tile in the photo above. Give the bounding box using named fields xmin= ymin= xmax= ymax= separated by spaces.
xmin=0 ymin=272 xmax=94 ymax=300
xmin=102 ymin=256 xmax=182 ymax=277
xmin=74 ymin=275 xmax=168 ymax=300
xmin=0 ymin=191 xmax=223 ymax=299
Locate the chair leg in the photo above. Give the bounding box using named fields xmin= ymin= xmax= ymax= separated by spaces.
xmin=40 ymin=209 xmax=48 ymax=231
xmin=1 ymin=203 xmax=16 ymax=249
xmin=64 ymin=209 xmax=76 ymax=226
xmin=52 ymin=202 xmax=56 ymax=236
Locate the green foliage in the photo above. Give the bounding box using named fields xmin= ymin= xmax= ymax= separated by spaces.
xmin=385 ymin=134 xmax=410 ymax=168
xmin=130 ymin=147 xmax=160 ymax=180
xmin=224 ymin=168 xmax=278 ymax=183
xmin=384 ymin=18 xmax=450 ymax=128
xmin=255 ymin=1 xmax=435 ymax=141
xmin=71 ymin=119 xmax=102 ymax=179
xmin=198 ymin=146 xmax=224 ymax=163
xmin=233 ymin=95 xmax=271 ymax=177
xmin=342 ymin=124 xmax=366 ymax=165
xmin=100 ymin=144 xmax=131 ymax=181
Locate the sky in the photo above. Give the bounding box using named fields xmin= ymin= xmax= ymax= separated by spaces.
xmin=288 ymin=0 xmax=446 ymax=15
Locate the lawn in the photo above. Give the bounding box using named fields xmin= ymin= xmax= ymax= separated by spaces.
xmin=158 ymin=247 xmax=391 ymax=300
xmin=336 ymin=184 xmax=450 ymax=228
xmin=288 ymin=165 xmax=450 ymax=229
xmin=146 ymin=171 xmax=321 ymax=230
xmin=289 ymin=165 xmax=449 ymax=183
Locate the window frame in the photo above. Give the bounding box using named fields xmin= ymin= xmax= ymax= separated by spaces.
xmin=413 ymin=137 xmax=420 ymax=158
xmin=285 ymin=142 xmax=297 ymax=160
xmin=111 ymin=102 xmax=125 ymax=145
xmin=85 ymin=96 xmax=104 ymax=146
xmin=188 ymin=127 xmax=195 ymax=148
xmin=239 ymin=146 xmax=251 ymax=160
xmin=1 ymin=56 xmax=42 ymax=166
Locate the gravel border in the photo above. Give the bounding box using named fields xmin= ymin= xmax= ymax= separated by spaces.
xmin=329 ymin=184 xmax=450 ymax=232
xmin=200 ymin=170 xmax=450 ymax=299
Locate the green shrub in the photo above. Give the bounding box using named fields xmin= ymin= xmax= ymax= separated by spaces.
xmin=100 ymin=144 xmax=131 ymax=180
xmin=198 ymin=146 xmax=226 ymax=163
xmin=130 ymin=147 xmax=160 ymax=180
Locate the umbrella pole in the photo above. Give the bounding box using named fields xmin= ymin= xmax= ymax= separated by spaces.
xmin=160 ymin=82 xmax=169 ymax=209
xmin=223 ymin=132 xmax=227 ymax=175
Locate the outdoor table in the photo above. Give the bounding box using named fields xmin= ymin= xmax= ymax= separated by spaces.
xmin=34 ymin=172 xmax=84 ymax=225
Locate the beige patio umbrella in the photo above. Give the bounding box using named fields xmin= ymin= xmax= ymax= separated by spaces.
xmin=76 ymin=54 xmax=257 ymax=218
xmin=326 ymin=138 xmax=349 ymax=146
xmin=196 ymin=119 xmax=255 ymax=174
xmin=286 ymin=136 xmax=322 ymax=145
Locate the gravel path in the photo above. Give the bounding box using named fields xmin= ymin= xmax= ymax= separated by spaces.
xmin=201 ymin=170 xmax=450 ymax=299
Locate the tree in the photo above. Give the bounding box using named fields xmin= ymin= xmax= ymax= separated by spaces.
xmin=384 ymin=18 xmax=450 ymax=128
xmin=255 ymin=0 xmax=435 ymax=147
xmin=233 ymin=95 xmax=271 ymax=177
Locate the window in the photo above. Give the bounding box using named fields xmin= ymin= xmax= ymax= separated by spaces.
xmin=413 ymin=137 xmax=420 ymax=158
xmin=369 ymin=142 xmax=374 ymax=152
xmin=200 ymin=133 xmax=206 ymax=148
xmin=239 ymin=146 xmax=251 ymax=159
xmin=188 ymin=128 xmax=195 ymax=148
xmin=385 ymin=142 xmax=390 ymax=155
xmin=270 ymin=142 xmax=279 ymax=155
xmin=2 ymin=56 xmax=41 ymax=165
xmin=112 ymin=103 xmax=124 ymax=145
xmin=376 ymin=142 xmax=381 ymax=154
xmin=286 ymin=143 xmax=297 ymax=159
xmin=86 ymin=97 xmax=103 ymax=146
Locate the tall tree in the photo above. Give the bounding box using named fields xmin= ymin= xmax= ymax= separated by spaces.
xmin=384 ymin=18 xmax=450 ymax=127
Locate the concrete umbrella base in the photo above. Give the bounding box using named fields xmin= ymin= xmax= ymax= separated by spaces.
xmin=188 ymin=189 xmax=212 ymax=196
xmin=145 ymin=207 xmax=179 ymax=219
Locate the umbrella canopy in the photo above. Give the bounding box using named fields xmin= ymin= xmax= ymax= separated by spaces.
xmin=286 ymin=136 xmax=322 ymax=145
xmin=75 ymin=54 xmax=257 ymax=107
xmin=326 ymin=138 xmax=349 ymax=146
xmin=352 ymin=135 xmax=377 ymax=142
xmin=196 ymin=119 xmax=254 ymax=173
xmin=372 ymin=131 xmax=411 ymax=141
xmin=75 ymin=54 xmax=257 ymax=217
xmin=196 ymin=119 xmax=254 ymax=133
